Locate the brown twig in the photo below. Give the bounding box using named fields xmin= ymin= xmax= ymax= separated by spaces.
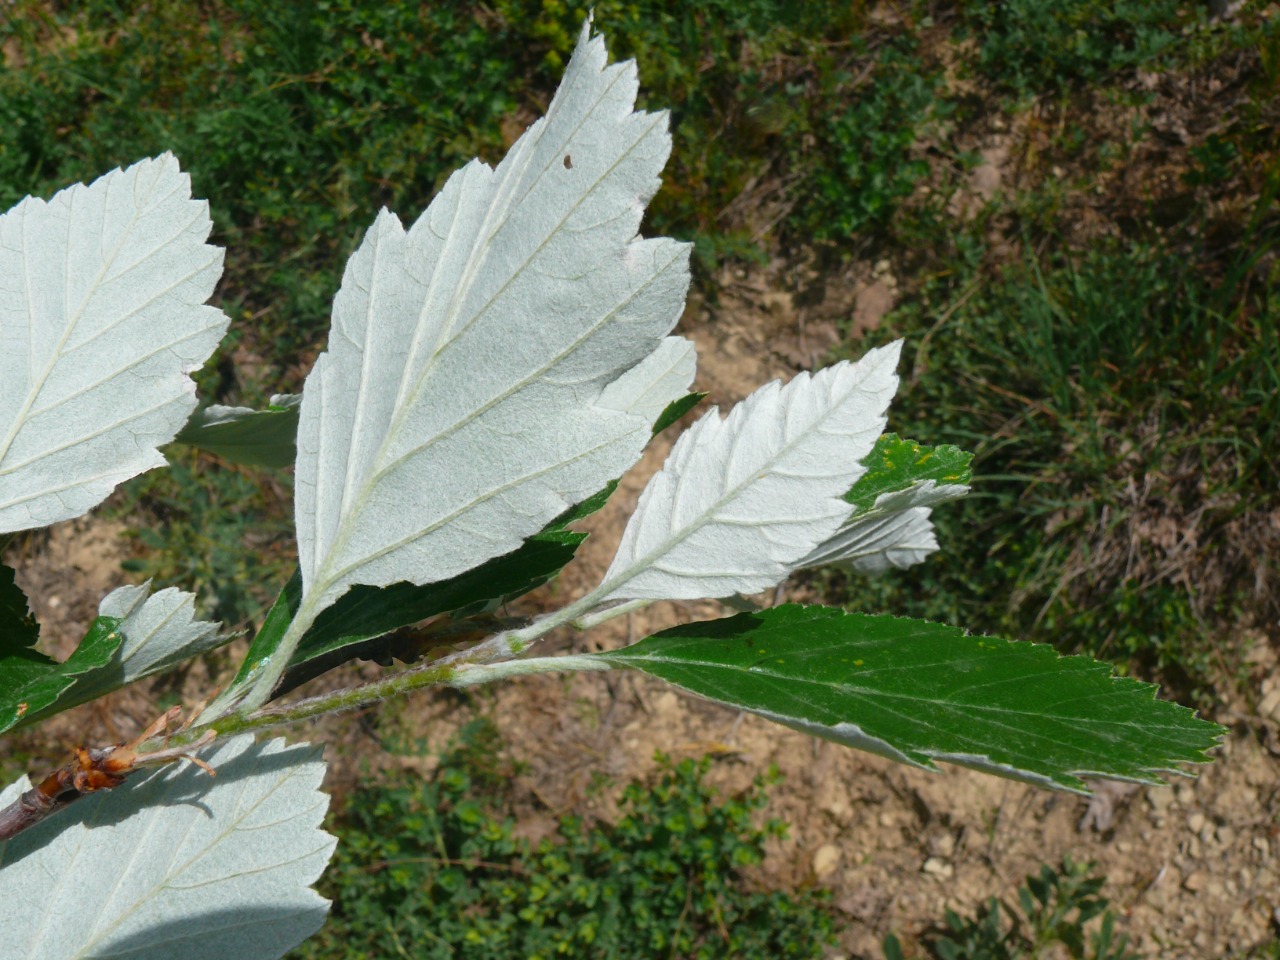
xmin=0 ymin=707 xmax=217 ymax=843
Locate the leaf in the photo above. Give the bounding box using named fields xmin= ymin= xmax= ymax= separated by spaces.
xmin=595 ymin=342 xmax=902 ymax=602
xmin=0 ymin=735 xmax=335 ymax=960
xmin=293 ymin=21 xmax=690 ymax=616
xmin=174 ymin=394 xmax=301 ymax=468
xmin=806 ymin=506 xmax=942 ymax=573
xmin=843 ymin=434 xmax=973 ymax=516
xmin=598 ymin=336 xmax=696 ymax=424
xmin=596 ymin=605 xmax=1222 ymax=793
xmin=0 ymin=154 xmax=230 ymax=533
xmin=800 ymin=481 xmax=969 ymax=574
xmin=799 ymin=435 xmax=972 ymax=574
xmin=0 ymin=560 xmax=38 ymax=651
xmin=2 ymin=582 xmax=223 ymax=733
xmin=0 ymin=614 xmax=124 ymax=736
xmin=651 ymin=391 xmax=705 ymax=436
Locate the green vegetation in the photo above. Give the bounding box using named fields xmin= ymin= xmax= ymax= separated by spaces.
xmin=290 ymin=721 xmax=835 ymax=959
xmin=882 ymin=858 xmax=1136 ymax=960
xmin=960 ymin=0 xmax=1191 ymax=99
xmin=844 ymin=233 xmax=1279 ymax=695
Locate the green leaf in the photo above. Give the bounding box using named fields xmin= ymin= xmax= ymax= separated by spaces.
xmin=846 ymin=434 xmax=973 ymax=516
xmin=546 ymin=482 xmax=619 ymax=532
xmin=231 ymin=529 xmax=587 ymax=699
xmin=0 ymin=615 xmax=125 ymax=735
xmin=652 ymin=391 xmax=705 ymax=436
xmin=596 ymin=605 xmax=1222 ymax=793
xmin=0 ymin=561 xmax=38 ymax=651
xmin=173 ymin=394 xmax=301 ymax=468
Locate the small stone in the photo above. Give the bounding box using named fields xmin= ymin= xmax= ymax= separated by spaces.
xmin=653 ymin=691 xmax=680 ymax=715
xmin=1216 ymin=825 xmax=1236 ymax=847
xmin=1147 ymin=788 xmax=1174 ymax=817
xmin=1183 ymin=870 xmax=1209 ymax=892
xmin=812 ymin=844 xmax=841 ymax=880
xmin=1259 ymin=687 xmax=1280 ymax=718
xmin=1188 ymin=812 xmax=1206 ymax=833
xmin=923 ymin=857 xmax=954 ymax=879
xmin=878 ymin=812 xmax=896 ymax=828
xmin=929 ymin=832 xmax=956 ymax=859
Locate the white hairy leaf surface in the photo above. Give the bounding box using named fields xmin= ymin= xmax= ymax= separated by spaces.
xmin=63 ymin=582 xmax=223 ymax=710
xmin=596 ymin=341 xmax=902 ymax=602
xmin=799 ymin=478 xmax=970 ymax=573
xmin=295 ymin=22 xmax=690 ymax=614
xmin=0 ymin=736 xmax=334 ymax=960
xmin=0 ymin=154 xmax=229 ymax=533
xmin=598 ymin=335 xmax=697 ymax=422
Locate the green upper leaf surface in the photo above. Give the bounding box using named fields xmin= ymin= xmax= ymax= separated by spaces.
xmin=0 ymin=561 xmax=38 ymax=652
xmin=1 ymin=581 xmax=223 ymax=734
xmin=844 ymin=434 xmax=973 ymax=516
xmin=597 ymin=605 xmax=1221 ymax=793
xmin=174 ymin=394 xmax=301 ymax=468
xmin=225 ymin=528 xmax=587 ymax=701
xmin=0 ymin=615 xmax=124 ymax=736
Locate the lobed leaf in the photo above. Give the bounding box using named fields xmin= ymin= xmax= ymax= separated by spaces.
xmin=293 ymin=21 xmax=691 ymax=617
xmin=596 ymin=605 xmax=1222 ymax=793
xmin=0 ymin=735 xmax=334 ymax=960
xmin=0 ymin=154 xmax=229 ymax=533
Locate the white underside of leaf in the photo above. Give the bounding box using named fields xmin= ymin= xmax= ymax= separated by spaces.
xmin=597 ymin=335 xmax=696 ymax=422
xmin=19 ymin=582 xmax=224 ymax=727
xmin=596 ymin=341 xmax=902 ymax=602
xmin=0 ymin=154 xmax=229 ymax=533
xmin=0 ymin=735 xmax=335 ymax=960
xmin=799 ymin=479 xmax=970 ymax=573
xmin=295 ymin=22 xmax=691 ymax=614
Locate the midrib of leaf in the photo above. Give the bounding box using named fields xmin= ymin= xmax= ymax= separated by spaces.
xmin=307 ymin=116 xmax=672 ymax=603
xmin=615 ymin=650 xmax=1162 ymax=752
xmin=0 ymin=168 xmax=191 ymax=471
xmin=26 ymin=320 xmax=215 ymax=423
xmin=386 ymin=62 xmax=635 ymax=421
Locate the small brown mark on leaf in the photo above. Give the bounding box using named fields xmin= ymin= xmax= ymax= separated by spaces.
xmin=563 ymin=154 xmax=573 ymax=169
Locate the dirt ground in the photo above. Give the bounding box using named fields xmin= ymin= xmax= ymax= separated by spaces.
xmin=5 ymin=261 xmax=1278 ymax=960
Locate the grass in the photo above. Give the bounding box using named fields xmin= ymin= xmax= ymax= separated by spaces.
xmin=836 ymin=227 xmax=1279 ymax=697
xmin=290 ymin=720 xmax=836 ymax=959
